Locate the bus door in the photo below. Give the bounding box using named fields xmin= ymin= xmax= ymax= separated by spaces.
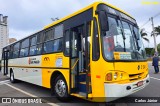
xmin=69 ymin=27 xmax=80 ymax=93
xmin=69 ymin=23 xmax=91 ymax=98
xmin=3 ymin=50 xmax=9 ymax=75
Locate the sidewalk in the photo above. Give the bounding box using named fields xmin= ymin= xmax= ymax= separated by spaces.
xmin=0 ymin=71 xmax=9 ymax=81
xmin=148 ymin=61 xmax=160 ymax=63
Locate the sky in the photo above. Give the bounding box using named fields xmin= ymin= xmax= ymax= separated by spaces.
xmin=0 ymin=0 xmax=160 ymax=48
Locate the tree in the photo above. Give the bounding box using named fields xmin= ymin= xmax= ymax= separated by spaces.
xmin=151 ymin=43 xmax=160 ymax=56
xmin=140 ymin=28 xmax=149 ymax=42
xmin=151 ymin=26 xmax=160 ymax=37
xmin=155 ymin=26 xmax=160 ymax=36
xmin=145 ymin=48 xmax=153 ymax=57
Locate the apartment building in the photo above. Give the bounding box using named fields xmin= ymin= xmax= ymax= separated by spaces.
xmin=0 ymin=14 xmax=9 ymax=59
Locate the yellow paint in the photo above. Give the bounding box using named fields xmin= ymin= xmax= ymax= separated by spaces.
xmin=41 ymin=53 xmax=69 ymax=88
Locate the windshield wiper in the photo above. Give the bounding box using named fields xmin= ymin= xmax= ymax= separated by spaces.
xmin=132 ymin=29 xmax=140 ymax=51
xmin=120 ymin=27 xmax=126 ymax=40
xmin=118 ymin=16 xmax=126 ymax=52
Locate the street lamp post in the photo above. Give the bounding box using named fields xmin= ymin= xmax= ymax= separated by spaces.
xmin=150 ymin=17 xmax=158 ymax=53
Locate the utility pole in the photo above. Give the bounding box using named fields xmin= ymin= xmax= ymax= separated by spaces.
xmin=150 ymin=17 xmax=157 ymax=53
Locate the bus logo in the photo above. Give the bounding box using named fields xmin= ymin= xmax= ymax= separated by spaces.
xmin=44 ymin=57 xmax=50 ymax=61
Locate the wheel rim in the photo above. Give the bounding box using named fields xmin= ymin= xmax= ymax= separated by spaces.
xmin=55 ymin=79 xmax=66 ymax=97
xmin=11 ymin=73 xmax=14 ymax=81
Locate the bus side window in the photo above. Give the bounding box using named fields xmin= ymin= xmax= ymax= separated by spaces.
xmin=36 ymin=44 xmax=43 ymax=55
xmin=13 ymin=43 xmax=20 ymax=58
xmin=29 ymin=36 xmax=37 ymax=56
xmin=64 ymin=30 xmax=70 ymax=56
xmin=37 ymin=33 xmax=44 ymax=44
xmin=36 ymin=32 xmax=44 ymax=55
xmin=20 ymin=38 xmax=29 ymax=57
xmin=44 ymin=28 xmax=54 ymax=41
xmin=29 ymin=46 xmax=36 ymax=55
xmin=92 ymin=18 xmax=100 ymax=61
xmin=9 ymin=45 xmax=13 ymax=59
xmin=54 ymin=24 xmax=63 ymax=39
xmin=53 ymin=38 xmax=62 ymax=52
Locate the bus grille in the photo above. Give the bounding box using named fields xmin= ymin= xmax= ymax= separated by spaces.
xmin=129 ymin=73 xmax=144 ymax=81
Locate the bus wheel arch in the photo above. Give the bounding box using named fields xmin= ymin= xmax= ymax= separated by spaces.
xmin=50 ymin=71 xmax=69 ymax=101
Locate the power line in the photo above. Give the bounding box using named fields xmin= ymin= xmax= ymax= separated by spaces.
xmin=140 ymin=12 xmax=160 ymax=29
xmin=153 ymin=12 xmax=160 ymax=18
xmin=140 ymin=19 xmax=150 ymax=29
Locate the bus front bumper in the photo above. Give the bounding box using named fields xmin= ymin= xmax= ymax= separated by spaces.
xmin=104 ymin=74 xmax=150 ymax=102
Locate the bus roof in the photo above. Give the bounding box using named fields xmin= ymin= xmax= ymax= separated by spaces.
xmin=44 ymin=1 xmax=134 ymax=29
xmin=3 ymin=1 xmax=134 ymax=48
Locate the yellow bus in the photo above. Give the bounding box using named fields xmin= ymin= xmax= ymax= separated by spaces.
xmin=1 ymin=1 xmax=149 ymax=102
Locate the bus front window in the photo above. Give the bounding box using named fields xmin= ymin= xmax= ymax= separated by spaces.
xmin=133 ymin=27 xmax=147 ymax=59
xmin=101 ymin=16 xmax=146 ymax=61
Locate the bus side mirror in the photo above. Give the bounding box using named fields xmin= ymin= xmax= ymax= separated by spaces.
xmin=98 ymin=11 xmax=109 ymax=33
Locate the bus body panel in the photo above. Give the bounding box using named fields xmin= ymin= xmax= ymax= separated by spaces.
xmin=104 ymin=74 xmax=150 ymax=102
xmin=41 ymin=53 xmax=69 ymax=88
xmin=4 ymin=53 xmax=70 ymax=89
xmin=8 ymin=56 xmax=42 ymax=86
xmin=0 ymin=1 xmax=150 ymax=102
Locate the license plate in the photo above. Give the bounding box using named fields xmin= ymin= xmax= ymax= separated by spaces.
xmin=137 ymin=81 xmax=143 ymax=87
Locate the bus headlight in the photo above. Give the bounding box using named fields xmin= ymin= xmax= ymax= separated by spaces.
xmin=120 ymin=73 xmax=123 ymax=79
xmin=105 ymin=71 xmax=128 ymax=82
xmin=114 ymin=72 xmax=118 ymax=80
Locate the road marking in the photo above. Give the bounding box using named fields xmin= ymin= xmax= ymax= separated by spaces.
xmin=150 ymin=77 xmax=160 ymax=81
xmin=5 ymin=83 xmax=59 ymax=106
xmin=0 ymin=80 xmax=10 ymax=83
xmin=0 ymin=80 xmax=10 ymax=85
xmin=0 ymin=82 xmax=10 ymax=85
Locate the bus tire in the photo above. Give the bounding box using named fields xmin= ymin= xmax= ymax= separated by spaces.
xmin=54 ymin=75 xmax=69 ymax=101
xmin=10 ymin=71 xmax=16 ymax=83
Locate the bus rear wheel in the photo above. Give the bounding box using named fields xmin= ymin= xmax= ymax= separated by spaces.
xmin=54 ymin=75 xmax=69 ymax=101
xmin=10 ymin=71 xmax=16 ymax=83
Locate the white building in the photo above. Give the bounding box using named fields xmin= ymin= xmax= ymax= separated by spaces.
xmin=0 ymin=14 xmax=9 ymax=59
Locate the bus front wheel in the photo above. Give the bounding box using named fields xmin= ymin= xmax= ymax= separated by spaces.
xmin=54 ymin=75 xmax=69 ymax=101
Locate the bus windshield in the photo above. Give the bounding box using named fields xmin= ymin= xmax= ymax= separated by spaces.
xmin=102 ymin=16 xmax=146 ymax=61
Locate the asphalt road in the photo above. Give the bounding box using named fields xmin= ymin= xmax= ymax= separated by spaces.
xmin=0 ymin=62 xmax=160 ymax=106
